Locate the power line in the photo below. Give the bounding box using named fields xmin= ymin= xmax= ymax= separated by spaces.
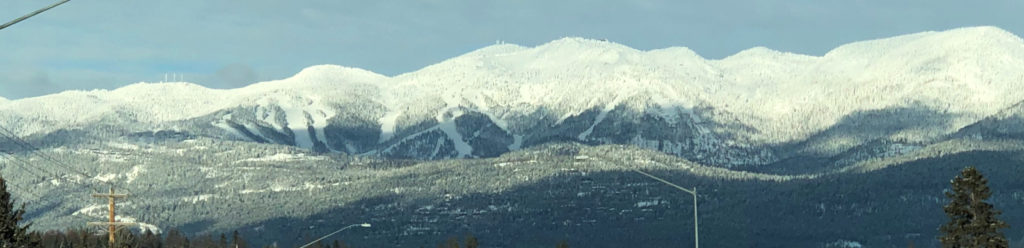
xmin=1 ymin=143 xmax=155 ymax=233
xmin=0 ymin=128 xmax=107 ymax=197
xmin=0 ymin=126 xmax=157 ymax=228
xmin=1 ymin=125 xmax=170 ymax=232
xmin=0 ymin=149 xmax=62 ymax=181
xmin=0 ymin=149 xmax=95 ymax=221
xmin=0 ymin=0 xmax=71 ymax=31
xmin=0 ymin=150 xmax=108 ymax=222
xmin=0 ymin=168 xmax=99 ymax=227
xmin=0 ymin=125 xmax=94 ymax=180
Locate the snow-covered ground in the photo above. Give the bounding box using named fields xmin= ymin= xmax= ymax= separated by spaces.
xmin=234 ymin=153 xmax=326 ymax=163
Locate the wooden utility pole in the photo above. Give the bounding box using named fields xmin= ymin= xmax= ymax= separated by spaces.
xmin=87 ymin=186 xmax=136 ymax=247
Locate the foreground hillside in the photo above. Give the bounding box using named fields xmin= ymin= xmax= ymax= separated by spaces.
xmin=4 ymin=134 xmax=1023 ymax=247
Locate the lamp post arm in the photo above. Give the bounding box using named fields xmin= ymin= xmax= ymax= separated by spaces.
xmin=627 ymin=167 xmax=696 ymax=195
xmin=298 ymin=223 xmax=370 ymax=248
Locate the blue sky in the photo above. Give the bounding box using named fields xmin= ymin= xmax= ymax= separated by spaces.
xmin=1 ymin=0 xmax=1021 ymax=99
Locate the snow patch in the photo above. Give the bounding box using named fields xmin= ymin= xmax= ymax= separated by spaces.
xmin=212 ymin=114 xmax=250 ymax=140
xmin=117 ymin=216 xmax=162 ymax=234
xmin=235 ymin=153 xmax=324 ymax=163
xmin=284 ymin=109 xmax=314 ymax=148
xmin=579 ymin=95 xmax=625 ymax=140
xmin=824 ymin=240 xmax=863 ymax=248
xmin=436 ymin=108 xmax=473 ymax=157
xmin=72 ymin=204 xmax=160 ymax=233
xmin=182 ymin=194 xmax=215 ymax=203
xmin=378 ymin=110 xmax=402 ymax=142
xmin=508 ymin=135 xmax=523 ymax=150
xmin=73 ymin=204 xmax=106 ymax=216
xmin=125 ymin=165 xmax=144 ymax=183
xmin=94 ymin=173 xmax=117 ymax=182
xmin=635 ymin=200 xmax=660 ymax=208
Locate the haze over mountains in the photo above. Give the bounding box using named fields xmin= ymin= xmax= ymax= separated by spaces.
xmin=1 ymin=26 xmax=1024 ymax=247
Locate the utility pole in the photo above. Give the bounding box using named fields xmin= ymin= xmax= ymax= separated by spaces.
xmin=87 ymin=185 xmax=136 ymax=248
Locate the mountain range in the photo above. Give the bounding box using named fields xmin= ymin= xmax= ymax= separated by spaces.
xmin=1 ymin=26 xmax=1024 ymax=247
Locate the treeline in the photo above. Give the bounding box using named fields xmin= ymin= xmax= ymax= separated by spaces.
xmin=31 ymin=228 xmax=272 ymax=248
xmin=29 ymin=230 xmax=569 ymax=248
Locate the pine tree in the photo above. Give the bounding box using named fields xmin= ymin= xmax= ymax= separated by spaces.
xmin=231 ymin=230 xmax=248 ymax=248
xmin=439 ymin=237 xmax=459 ymax=248
xmin=164 ymin=228 xmax=190 ymax=248
xmin=0 ymin=175 xmax=37 ymax=248
xmin=939 ymin=166 xmax=1010 ymax=248
xmin=555 ymin=240 xmax=569 ymax=248
xmin=139 ymin=230 xmax=162 ymax=248
xmin=113 ymin=229 xmax=136 ymax=248
xmin=464 ymin=235 xmax=478 ymax=248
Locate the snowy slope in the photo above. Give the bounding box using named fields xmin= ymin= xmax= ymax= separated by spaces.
xmin=2 ymin=26 xmax=1024 ymax=165
xmin=708 ymin=26 xmax=1024 ymax=144
xmin=390 ymin=26 xmax=1024 ymax=145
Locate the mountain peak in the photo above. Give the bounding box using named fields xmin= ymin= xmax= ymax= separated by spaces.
xmin=733 ymin=46 xmax=787 ymax=57
xmin=464 ymin=43 xmax=528 ymax=57
xmin=824 ymin=26 xmax=1024 ymax=59
xmin=248 ymin=64 xmax=389 ymax=90
xmin=944 ymin=26 xmax=1022 ymax=41
xmin=537 ymin=37 xmax=636 ymax=52
xmin=112 ymin=82 xmax=213 ymax=94
xmin=292 ymin=64 xmax=386 ymax=80
xmin=719 ymin=46 xmax=817 ymax=61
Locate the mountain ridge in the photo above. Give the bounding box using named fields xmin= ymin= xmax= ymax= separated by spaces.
xmin=2 ymin=26 xmax=1023 ymax=167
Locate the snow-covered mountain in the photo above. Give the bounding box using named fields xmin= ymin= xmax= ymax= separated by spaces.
xmin=2 ymin=26 xmax=1024 ymax=168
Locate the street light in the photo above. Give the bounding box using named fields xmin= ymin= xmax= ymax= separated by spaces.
xmin=618 ymin=163 xmax=700 ymax=248
xmin=298 ymin=223 xmax=371 ymax=248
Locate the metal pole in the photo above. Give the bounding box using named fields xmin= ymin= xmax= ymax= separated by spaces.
xmin=0 ymin=0 xmax=71 ymax=31
xmin=693 ymin=187 xmax=698 ymax=248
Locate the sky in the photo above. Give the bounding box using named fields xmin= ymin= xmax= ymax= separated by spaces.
xmin=0 ymin=0 xmax=1021 ymax=99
